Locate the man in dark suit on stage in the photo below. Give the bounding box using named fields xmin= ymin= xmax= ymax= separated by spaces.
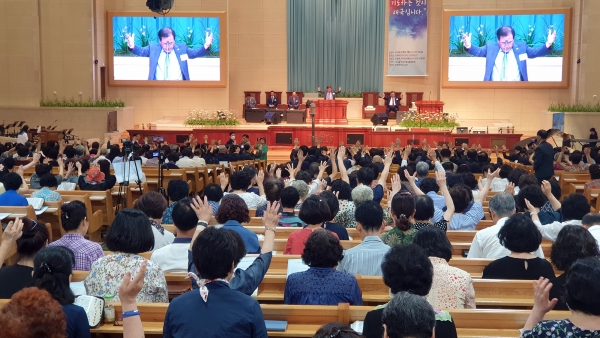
xmin=462 ymin=26 xmax=556 ymax=81
xmin=288 ymin=92 xmax=301 ymax=109
xmin=381 ymin=91 xmax=402 ymax=116
xmin=267 ymin=91 xmax=278 ymax=108
xmin=318 ymin=86 xmax=342 ymax=100
xmin=533 ymin=129 xmax=555 ymax=182
xmin=126 ymin=27 xmax=213 ymax=81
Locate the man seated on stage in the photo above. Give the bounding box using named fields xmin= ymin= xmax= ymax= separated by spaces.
xmin=288 ymin=92 xmax=301 ymax=109
xmin=245 ymin=94 xmax=256 ymax=108
xmin=318 ymin=86 xmax=342 ymax=100
xmin=381 ymin=91 xmax=402 ymax=116
xmin=267 ymin=91 xmax=278 ymax=108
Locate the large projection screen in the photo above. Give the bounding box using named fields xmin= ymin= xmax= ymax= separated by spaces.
xmin=107 ymin=11 xmax=227 ymax=88
xmin=442 ymin=8 xmax=571 ymax=89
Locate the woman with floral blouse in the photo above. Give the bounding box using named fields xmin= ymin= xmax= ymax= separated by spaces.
xmin=84 ymin=209 xmax=168 ymax=303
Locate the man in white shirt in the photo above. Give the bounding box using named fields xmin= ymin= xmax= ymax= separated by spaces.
xmin=582 ymin=213 xmax=600 ymax=246
xmin=337 ymin=201 xmax=390 ymax=276
xmin=151 ymin=198 xmax=198 ymax=272
xmin=529 ymin=194 xmax=591 ymax=242
xmin=176 ymin=148 xmax=198 ymax=168
xmin=468 ymin=193 xmax=545 ymax=259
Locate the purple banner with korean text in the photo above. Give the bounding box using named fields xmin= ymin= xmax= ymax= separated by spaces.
xmin=388 ymin=0 xmax=428 ymax=76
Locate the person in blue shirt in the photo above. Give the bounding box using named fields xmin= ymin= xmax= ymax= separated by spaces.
xmin=31 ymin=246 xmax=91 ymax=338
xmin=0 ymin=173 xmax=28 ymax=206
xmin=284 ymin=230 xmax=362 ymax=305
xmin=164 ymin=227 xmax=267 ymax=338
xmin=216 ymin=194 xmax=260 ymax=254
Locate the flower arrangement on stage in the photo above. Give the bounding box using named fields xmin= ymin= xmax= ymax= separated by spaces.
xmin=399 ymin=111 xmax=460 ymax=128
xmin=184 ymin=109 xmax=241 ymax=126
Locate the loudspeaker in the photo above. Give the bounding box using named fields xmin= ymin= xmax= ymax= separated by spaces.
xmin=287 ymin=110 xmax=306 ymax=124
xmin=264 ymin=111 xmax=279 ymax=125
xmin=275 ymin=133 xmax=293 ymax=145
xmin=245 ymin=109 xmax=266 ymax=123
xmin=455 ymin=138 xmax=469 ymax=146
xmin=370 ymin=113 xmax=388 ymax=126
xmin=347 ymin=134 xmax=364 ymax=145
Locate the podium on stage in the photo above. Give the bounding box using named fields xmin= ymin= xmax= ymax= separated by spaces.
xmin=314 ymin=100 xmax=348 ymax=125
xmin=415 ymin=100 xmax=444 ymax=114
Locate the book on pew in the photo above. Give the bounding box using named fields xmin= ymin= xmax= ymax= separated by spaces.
xmin=286 ymin=259 xmax=309 ymax=278
xmin=26 ymin=197 xmax=48 ymax=215
xmin=350 ymin=321 xmax=364 ymax=334
xmin=57 ymin=182 xmax=76 ymax=191
xmin=264 ymin=320 xmax=288 ymax=331
xmin=74 ymin=295 xmax=105 ymax=328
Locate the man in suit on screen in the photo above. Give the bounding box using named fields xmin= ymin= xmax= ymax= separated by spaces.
xmin=318 ymin=86 xmax=342 ymax=100
xmin=288 ymin=92 xmax=301 ymax=109
xmin=462 ymin=26 xmax=556 ymax=81
xmin=126 ymin=27 xmax=213 ymax=81
xmin=381 ymin=91 xmax=402 ymax=116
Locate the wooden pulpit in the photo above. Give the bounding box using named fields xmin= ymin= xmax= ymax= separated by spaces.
xmin=415 ymin=101 xmax=445 ymax=114
xmin=314 ymin=100 xmax=348 ymax=125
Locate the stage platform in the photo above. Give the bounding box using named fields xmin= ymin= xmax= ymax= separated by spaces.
xmin=130 ymin=119 xmax=523 ymax=151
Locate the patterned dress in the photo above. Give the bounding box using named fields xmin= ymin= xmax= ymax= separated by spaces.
xmin=381 ymin=226 xmax=418 ymax=247
xmin=84 ymin=252 xmax=168 ymax=303
xmin=521 ymin=319 xmax=600 ymax=337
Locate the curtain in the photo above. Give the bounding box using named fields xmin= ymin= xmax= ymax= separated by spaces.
xmin=287 ymin=0 xmax=384 ymax=93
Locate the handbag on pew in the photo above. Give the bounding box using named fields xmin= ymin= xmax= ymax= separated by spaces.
xmin=74 ymin=295 xmax=105 ymax=328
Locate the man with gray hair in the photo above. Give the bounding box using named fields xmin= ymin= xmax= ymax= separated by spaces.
xmin=415 ymin=161 xmax=430 ymax=188
xmin=334 ymin=185 xmax=374 ymax=228
xmin=467 ymin=193 xmax=544 ymax=259
xmin=381 ymin=292 xmax=436 ymax=338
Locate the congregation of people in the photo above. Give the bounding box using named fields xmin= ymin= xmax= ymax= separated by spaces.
xmin=1 ymin=128 xmax=600 ymax=338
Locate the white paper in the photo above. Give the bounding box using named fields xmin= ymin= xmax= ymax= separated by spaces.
xmin=112 ymin=160 xmax=145 ymax=183
xmin=286 ymin=259 xmax=309 ymax=278
xmin=70 ymin=281 xmax=87 ymax=296
xmin=236 ymin=256 xmax=258 ymax=271
xmin=0 ymin=213 xmax=11 ymax=220
xmin=57 ymin=182 xmax=76 ymax=191
xmin=34 ymin=206 xmax=49 ymax=215
xmin=26 ymin=197 xmax=44 ymax=210
xmin=351 ymin=321 xmax=364 ymax=334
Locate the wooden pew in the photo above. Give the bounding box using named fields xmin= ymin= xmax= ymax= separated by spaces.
xmin=558 ymin=172 xmax=588 ymax=195
xmin=184 ymin=167 xmax=204 ymax=194
xmin=142 ymin=168 xmax=188 ymax=192
xmin=60 ymin=194 xmax=103 ymax=241
xmin=57 ymin=189 xmax=115 ymax=226
xmin=452 ymin=242 xmax=552 ymax=258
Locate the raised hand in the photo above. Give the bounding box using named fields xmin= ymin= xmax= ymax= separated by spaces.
xmin=390 ymin=174 xmax=401 ymax=195
xmin=524 ymin=198 xmax=539 ymax=214
xmin=404 ymin=169 xmax=417 ymax=185
xmin=532 ymin=277 xmax=558 ymax=314
xmin=318 ymin=179 xmax=327 ymax=192
xmin=191 ymin=195 xmax=213 ymax=223
xmin=2 ymin=218 xmax=23 ymax=244
xmin=204 ymin=31 xmax=214 ymax=49
xmin=540 ymin=180 xmax=552 ymax=196
xmin=276 ymin=168 xmax=282 ymax=179
xmin=219 ymin=172 xmax=229 ymax=188
xmin=504 ymin=182 xmax=515 ymax=195
xmin=317 ymin=87 xmax=321 ymax=92
xmin=76 ymin=161 xmax=82 ymax=170
xmin=462 ymin=32 xmax=472 ymax=49
xmin=318 ymin=161 xmax=329 ymax=173
xmin=118 ymin=261 xmax=146 ymax=307
xmin=297 ymin=149 xmax=305 ymax=162
xmin=263 ymin=201 xmax=281 ymax=229
xmin=126 ymin=33 xmax=135 ymax=49
xmin=546 ymin=29 xmax=557 ymax=48
xmin=256 ymin=170 xmax=265 ymax=185
xmin=427 ymin=148 xmax=437 ymax=162
xmin=384 ymin=150 xmax=394 ymax=166
xmin=435 ymin=169 xmax=447 ymax=188
xmin=338 ymin=87 xmax=342 ymax=92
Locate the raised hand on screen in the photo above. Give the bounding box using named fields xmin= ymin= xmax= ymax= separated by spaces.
xmin=317 ymin=87 xmax=321 ymax=92
xmin=462 ymin=32 xmax=472 ymax=49
xmin=125 ymin=33 xmax=135 ymax=49
xmin=204 ymin=31 xmax=214 ymax=49
xmin=338 ymin=87 xmax=342 ymax=92
xmin=546 ymin=29 xmax=557 ymax=48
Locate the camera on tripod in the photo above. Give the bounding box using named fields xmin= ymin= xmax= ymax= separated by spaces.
xmin=121 ymin=138 xmax=133 ymax=154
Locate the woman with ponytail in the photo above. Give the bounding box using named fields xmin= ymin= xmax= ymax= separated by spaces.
xmin=49 ymin=200 xmax=103 ymax=271
xmin=31 ymin=246 xmax=91 ymax=338
xmin=382 ymin=193 xmax=418 ymax=247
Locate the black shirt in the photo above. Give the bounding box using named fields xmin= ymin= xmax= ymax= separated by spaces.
xmin=363 ymin=307 xmax=457 ymax=338
xmin=322 ymin=222 xmax=349 ymax=240
xmin=548 ymin=273 xmax=568 ymax=311
xmin=0 ymin=265 xmax=34 ymax=299
xmin=482 ymin=256 xmax=555 ymax=280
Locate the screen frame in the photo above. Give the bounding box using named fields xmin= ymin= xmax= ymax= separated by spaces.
xmin=106 ymin=11 xmax=228 ymax=88
xmin=441 ymin=8 xmax=572 ymax=89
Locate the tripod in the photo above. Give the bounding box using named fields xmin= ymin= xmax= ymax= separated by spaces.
xmin=157 ymin=151 xmax=167 ymax=199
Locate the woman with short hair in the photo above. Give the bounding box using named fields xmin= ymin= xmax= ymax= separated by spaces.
xmin=362 ymin=244 xmax=457 ymax=338
xmin=522 ymin=257 xmax=600 ymax=336
xmin=31 ymin=246 xmax=91 ymax=338
xmin=134 ymin=191 xmax=175 ymax=251
xmin=84 ymin=209 xmax=168 ymax=303
xmin=284 ymin=230 xmax=361 ymax=305
xmin=284 ymin=195 xmax=338 ymax=254
xmin=216 ymin=194 xmax=260 ymax=254
xmin=0 ymin=218 xmax=49 ymax=299
xmin=482 ymin=214 xmax=555 ymax=280
xmin=548 ymin=225 xmax=600 ymax=310
xmin=48 ymin=200 xmax=104 ymax=271
xmin=414 ymin=227 xmax=476 ymax=309
xmin=163 ymin=227 xmax=267 ymax=337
